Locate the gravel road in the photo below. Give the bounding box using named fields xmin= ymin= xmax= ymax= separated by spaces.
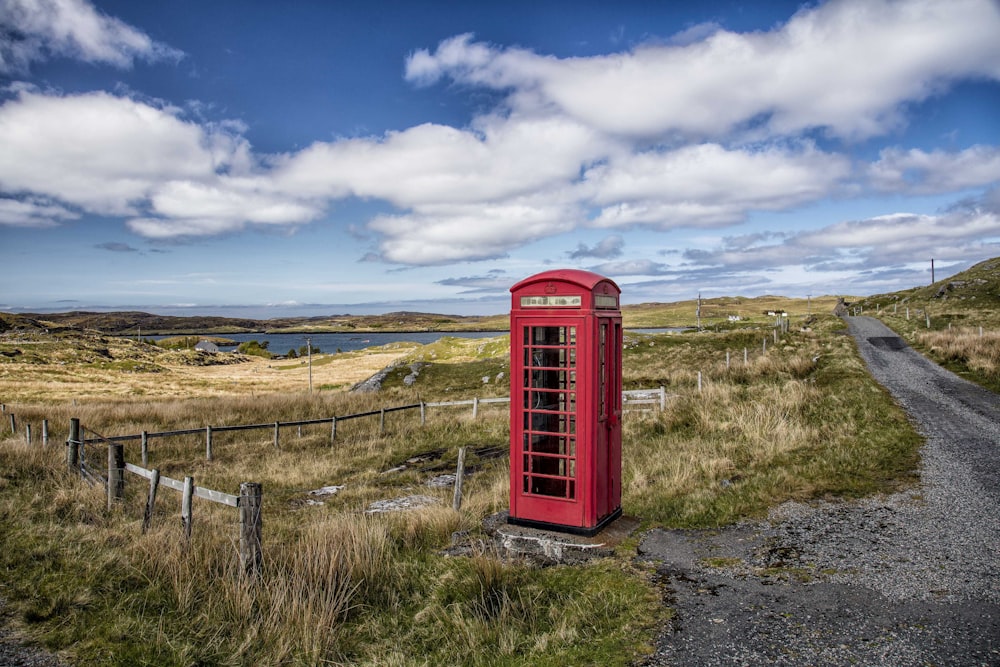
xmin=0 ymin=600 xmax=66 ymax=667
xmin=638 ymin=315 xmax=1000 ymax=666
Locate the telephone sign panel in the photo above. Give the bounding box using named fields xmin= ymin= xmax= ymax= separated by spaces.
xmin=508 ymin=269 xmax=622 ymax=536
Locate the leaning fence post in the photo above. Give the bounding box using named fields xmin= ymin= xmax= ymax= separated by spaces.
xmin=141 ymin=431 xmax=149 ymax=467
xmin=239 ymin=482 xmax=263 ymax=579
xmin=42 ymin=419 xmax=49 ymax=447
xmin=107 ymin=442 xmax=125 ymax=510
xmin=142 ymin=469 xmax=160 ymax=534
xmin=25 ymin=423 xmax=31 ymax=446
xmin=67 ymin=418 xmax=80 ymax=472
xmin=206 ymin=426 xmax=213 ymax=461
xmin=8 ymin=413 xmax=14 ymax=434
xmin=452 ymin=447 xmax=466 ymax=512
xmin=181 ymin=476 xmax=194 ymax=540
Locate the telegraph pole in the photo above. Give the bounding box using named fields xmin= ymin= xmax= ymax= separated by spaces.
xmin=931 ymin=258 xmax=935 ymax=285
xmin=306 ymin=337 xmax=313 ymax=393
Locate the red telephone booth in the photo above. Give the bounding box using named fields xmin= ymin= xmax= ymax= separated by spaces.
xmin=508 ymin=269 xmax=622 ymax=536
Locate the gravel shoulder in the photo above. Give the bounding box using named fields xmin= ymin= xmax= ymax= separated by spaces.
xmin=637 ymin=316 xmax=1000 ymax=666
xmin=0 ymin=600 xmax=66 ymax=667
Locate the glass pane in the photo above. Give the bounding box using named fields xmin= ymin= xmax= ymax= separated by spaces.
xmin=531 ymin=476 xmax=567 ymax=497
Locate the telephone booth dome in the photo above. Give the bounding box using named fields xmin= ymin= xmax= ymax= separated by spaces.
xmin=508 ymin=269 xmax=623 ymax=536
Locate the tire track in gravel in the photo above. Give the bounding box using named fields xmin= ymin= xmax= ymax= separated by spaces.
xmin=637 ymin=316 xmax=1000 ymax=667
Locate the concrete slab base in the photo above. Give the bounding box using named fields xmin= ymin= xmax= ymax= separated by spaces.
xmin=481 ymin=511 xmax=641 ymax=564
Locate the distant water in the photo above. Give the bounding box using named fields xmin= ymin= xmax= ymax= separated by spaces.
xmin=151 ymin=330 xmax=505 ymax=355
xmin=149 ymin=327 xmax=687 ymax=356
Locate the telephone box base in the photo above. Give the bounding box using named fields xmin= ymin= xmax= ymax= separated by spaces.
xmin=507 ymin=507 xmax=623 ymax=537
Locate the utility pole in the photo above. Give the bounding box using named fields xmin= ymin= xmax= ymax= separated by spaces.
xmin=696 ymin=292 xmax=702 ymax=330
xmin=306 ymin=337 xmax=313 ymax=393
xmin=931 ymin=258 xmax=935 ymax=285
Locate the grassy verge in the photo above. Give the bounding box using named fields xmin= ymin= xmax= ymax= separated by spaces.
xmin=0 ymin=392 xmax=661 ymax=666
xmin=621 ymin=316 xmax=920 ymax=526
xmin=0 ymin=313 xmax=922 ymax=664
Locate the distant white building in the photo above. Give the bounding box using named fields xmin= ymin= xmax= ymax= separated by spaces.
xmin=194 ymin=340 xmax=219 ymax=353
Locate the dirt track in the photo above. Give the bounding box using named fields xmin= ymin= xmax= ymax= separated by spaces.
xmin=638 ymin=316 xmax=1000 ymax=666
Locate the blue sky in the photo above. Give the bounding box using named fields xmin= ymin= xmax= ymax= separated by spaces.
xmin=1 ymin=0 xmax=999 ymax=317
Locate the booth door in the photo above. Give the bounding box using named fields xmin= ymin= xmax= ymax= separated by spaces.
xmin=596 ymin=319 xmax=622 ymax=518
xmin=521 ymin=324 xmax=577 ymax=512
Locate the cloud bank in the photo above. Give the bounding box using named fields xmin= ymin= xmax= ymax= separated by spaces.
xmin=1 ymin=0 xmax=999 ymax=294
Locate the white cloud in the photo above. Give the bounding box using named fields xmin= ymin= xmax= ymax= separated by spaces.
xmin=587 ymin=143 xmax=850 ymax=228
xmin=369 ymin=198 xmax=580 ymax=265
xmin=869 ymin=145 xmax=1000 ymax=194
xmin=588 ymin=258 xmax=671 ymax=276
xmin=0 ymin=196 xmax=78 ymax=227
xmin=406 ymin=0 xmax=1000 ymax=140
xmin=272 ymin=115 xmax=610 ymax=207
xmin=0 ymin=0 xmax=182 ymax=73
xmin=2 ymin=0 xmax=997 ymax=272
xmin=0 ymin=90 xmax=242 ymax=215
xmin=149 ymin=180 xmax=323 ymax=226
xmin=681 ymin=195 xmax=1000 ymax=274
xmin=568 ymin=235 xmax=624 ymax=259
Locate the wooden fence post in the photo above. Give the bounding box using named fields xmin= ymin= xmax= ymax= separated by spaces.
xmin=142 ymin=469 xmax=160 ymax=534
xmin=472 ymin=397 xmax=479 ymax=419
xmin=67 ymin=418 xmax=80 ymax=472
xmin=42 ymin=419 xmax=49 ymax=447
xmin=379 ymin=408 xmax=386 ymax=435
xmin=659 ymin=386 xmax=666 ymax=411
xmin=107 ymin=442 xmax=125 ymax=510
xmin=726 ymin=350 xmax=730 ymax=369
xmin=9 ymin=413 xmax=14 ymax=434
xmin=181 ymin=477 xmax=194 ymax=540
xmin=744 ymin=348 xmax=748 ymax=365
xmin=141 ymin=431 xmax=149 ymax=467
xmin=697 ymin=372 xmax=702 ymax=392
xmin=420 ymin=401 xmax=426 ymax=425
xmin=273 ymin=422 xmax=280 ymax=449
xmin=330 ymin=417 xmax=337 ymax=445
xmin=206 ymin=426 xmax=213 ymax=461
xmin=452 ymin=447 xmax=466 ymax=512
xmin=25 ymin=423 xmax=31 ymax=445
xmin=239 ymin=482 xmax=263 ymax=579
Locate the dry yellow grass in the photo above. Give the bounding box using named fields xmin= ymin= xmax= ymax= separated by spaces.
xmin=917 ymin=327 xmax=1000 ymax=379
xmin=0 ymin=346 xmax=416 ymax=402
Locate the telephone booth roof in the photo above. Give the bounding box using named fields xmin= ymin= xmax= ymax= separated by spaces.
xmin=510 ymin=269 xmax=620 ymax=295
